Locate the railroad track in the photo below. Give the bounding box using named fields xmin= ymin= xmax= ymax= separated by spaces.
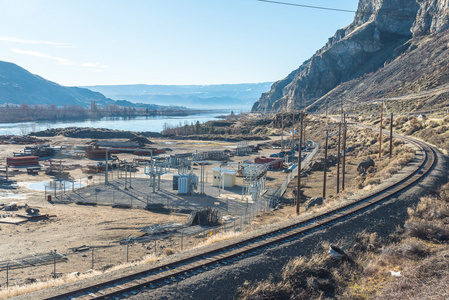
xmin=43 ymin=136 xmax=437 ymax=300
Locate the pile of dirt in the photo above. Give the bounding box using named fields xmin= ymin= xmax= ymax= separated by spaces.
xmin=129 ymin=136 xmax=153 ymax=146
xmin=0 ymin=135 xmax=48 ymax=144
xmin=31 ymin=127 xmax=161 ymax=139
xmin=170 ymin=134 xmax=268 ymax=142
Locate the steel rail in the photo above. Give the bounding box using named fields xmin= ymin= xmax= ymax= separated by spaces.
xmin=42 ymin=137 xmax=436 ymax=300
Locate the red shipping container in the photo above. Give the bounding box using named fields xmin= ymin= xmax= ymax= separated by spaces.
xmin=254 ymin=157 xmax=283 ymax=170
xmin=7 ymin=156 xmax=39 ymax=166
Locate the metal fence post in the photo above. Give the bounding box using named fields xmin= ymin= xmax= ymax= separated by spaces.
xmin=52 ymin=250 xmax=57 ymax=278
xmin=127 ymin=244 xmax=129 ymax=263
xmin=181 ymin=232 xmax=184 ymax=251
xmin=6 ymin=262 xmax=10 ymax=288
xmin=91 ymin=247 xmax=94 ymax=270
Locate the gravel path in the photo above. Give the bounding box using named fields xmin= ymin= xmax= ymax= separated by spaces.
xmin=11 ymin=143 xmax=448 ymax=300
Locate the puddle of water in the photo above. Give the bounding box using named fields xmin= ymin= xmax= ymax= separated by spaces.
xmin=28 ymin=180 xmax=86 ymax=191
xmin=0 ymin=193 xmax=24 ymax=198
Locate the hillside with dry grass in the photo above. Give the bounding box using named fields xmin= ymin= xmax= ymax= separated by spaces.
xmin=349 ymin=115 xmax=449 ymax=153
xmin=238 ymin=182 xmax=449 ymax=299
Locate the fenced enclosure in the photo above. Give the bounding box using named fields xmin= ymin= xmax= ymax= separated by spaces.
xmin=1 ymin=145 xmax=320 ymax=290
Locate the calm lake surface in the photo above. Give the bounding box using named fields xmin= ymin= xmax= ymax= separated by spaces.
xmin=0 ymin=111 xmax=228 ymax=135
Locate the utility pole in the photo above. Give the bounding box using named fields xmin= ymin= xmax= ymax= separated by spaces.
xmin=337 ymin=121 xmax=341 ymax=194
xmin=303 ymin=99 xmax=307 ymax=146
xmin=296 ymin=113 xmax=303 ymax=215
xmin=291 ymin=98 xmax=295 ymax=151
xmin=342 ymin=112 xmax=347 ymax=191
xmin=323 ymin=109 xmax=328 ymax=198
xmin=281 ymin=98 xmax=285 ymax=152
xmin=379 ymin=101 xmax=383 ymax=158
xmin=390 ymin=113 xmax=394 ymax=159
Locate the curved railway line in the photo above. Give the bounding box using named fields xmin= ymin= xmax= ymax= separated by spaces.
xmin=41 ymin=134 xmax=437 ymax=300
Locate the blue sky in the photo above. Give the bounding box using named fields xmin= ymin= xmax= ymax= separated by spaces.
xmin=0 ymin=0 xmax=358 ymax=86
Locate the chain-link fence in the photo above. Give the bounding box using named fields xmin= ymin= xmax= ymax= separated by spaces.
xmin=263 ymin=143 xmax=319 ymax=209
xmin=0 ymin=209 xmax=252 ymax=289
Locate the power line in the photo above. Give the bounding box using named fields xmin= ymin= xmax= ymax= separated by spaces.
xmin=257 ymin=0 xmax=440 ymax=20
xmin=257 ymin=0 xmax=357 ymax=14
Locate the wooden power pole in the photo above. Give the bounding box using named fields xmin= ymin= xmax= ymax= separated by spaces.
xmin=342 ymin=112 xmax=347 ymax=191
xmin=337 ymin=121 xmax=341 ymax=194
xmin=303 ymin=99 xmax=307 ymax=146
xmin=291 ymin=99 xmax=295 ymax=151
xmin=379 ymin=101 xmax=383 ymax=158
xmin=390 ymin=113 xmax=393 ymax=159
xmin=323 ymin=128 xmax=328 ymax=198
xmin=281 ymin=98 xmax=285 ymax=152
xmin=323 ymin=109 xmax=328 ymax=198
xmin=296 ymin=113 xmax=303 ymax=215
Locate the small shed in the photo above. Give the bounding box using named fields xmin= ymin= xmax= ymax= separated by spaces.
xmin=212 ymin=167 xmax=237 ymax=187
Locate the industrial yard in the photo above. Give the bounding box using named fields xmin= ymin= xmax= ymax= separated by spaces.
xmin=0 ymin=132 xmax=315 ymax=288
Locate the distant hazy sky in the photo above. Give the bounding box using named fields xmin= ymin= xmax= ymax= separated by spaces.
xmin=0 ymin=0 xmax=358 ymax=86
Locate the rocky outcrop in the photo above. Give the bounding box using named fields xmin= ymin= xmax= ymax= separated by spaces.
xmin=252 ymin=0 xmax=449 ymax=113
xmin=412 ymin=0 xmax=449 ymax=35
xmin=357 ymin=157 xmax=375 ymax=174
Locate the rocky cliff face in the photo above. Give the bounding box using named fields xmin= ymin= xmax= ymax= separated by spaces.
xmin=252 ymin=0 xmax=449 ymax=113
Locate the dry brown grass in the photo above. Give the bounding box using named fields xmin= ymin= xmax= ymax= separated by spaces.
xmin=393 ymin=116 xmax=449 ymax=152
xmin=354 ymin=144 xmax=415 ymax=191
xmin=0 ymin=253 xmax=161 ymax=299
xmin=192 ymin=231 xmax=242 ymax=250
xmin=238 ymin=233 xmax=382 ymax=300
xmin=238 ymin=172 xmax=449 ymax=300
xmin=238 ymin=247 xmax=345 ymax=300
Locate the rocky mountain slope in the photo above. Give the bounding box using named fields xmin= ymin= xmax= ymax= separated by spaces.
xmin=252 ymin=0 xmax=449 ymax=114
xmin=0 ymin=60 xmax=115 ymax=108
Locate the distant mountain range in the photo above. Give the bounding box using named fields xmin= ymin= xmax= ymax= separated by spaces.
xmin=82 ymin=83 xmax=273 ymax=110
xmin=0 ymin=60 xmax=116 ymax=108
xmin=0 ymin=60 xmax=271 ymax=110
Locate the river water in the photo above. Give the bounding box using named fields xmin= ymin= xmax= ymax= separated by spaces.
xmin=0 ymin=111 xmax=228 ymax=135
